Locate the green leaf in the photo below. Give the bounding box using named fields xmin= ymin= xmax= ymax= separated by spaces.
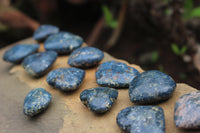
xmin=151 ymin=51 xmax=159 ymax=63
xmin=165 ymin=8 xmax=171 ymax=16
xmin=171 ymin=43 xmax=180 ymax=55
xmin=102 ymin=5 xmax=118 ymax=28
xmin=191 ymin=7 xmax=200 ymax=18
xmin=184 ymin=0 xmax=193 ymax=12
xmin=180 ymin=45 xmax=187 ymax=54
xmin=158 ymin=65 xmax=165 ymax=73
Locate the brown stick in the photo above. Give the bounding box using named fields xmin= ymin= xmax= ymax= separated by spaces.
xmin=104 ymin=0 xmax=128 ymax=50
xmin=86 ymin=16 xmax=105 ymax=46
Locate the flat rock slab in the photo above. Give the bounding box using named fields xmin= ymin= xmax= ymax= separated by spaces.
xmin=0 ymin=38 xmax=199 ymax=133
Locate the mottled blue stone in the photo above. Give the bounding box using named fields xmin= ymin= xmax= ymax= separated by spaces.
xmin=68 ymin=47 xmax=104 ymax=68
xmin=23 ymin=88 xmax=52 ymax=117
xmin=44 ymin=32 xmax=83 ymax=54
xmin=3 ymin=44 xmax=39 ymax=64
xmin=33 ymin=25 xmax=59 ymax=40
xmin=129 ymin=70 xmax=176 ymax=104
xmin=80 ymin=87 xmax=118 ymax=113
xmin=22 ymin=51 xmax=57 ymax=77
xmin=174 ymin=91 xmax=200 ymax=129
xmin=95 ymin=61 xmax=140 ymax=88
xmin=116 ymin=106 xmax=165 ymax=133
xmin=46 ymin=67 xmax=85 ymax=91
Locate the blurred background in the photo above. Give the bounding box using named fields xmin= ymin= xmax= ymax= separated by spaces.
xmin=0 ymin=0 xmax=200 ymax=88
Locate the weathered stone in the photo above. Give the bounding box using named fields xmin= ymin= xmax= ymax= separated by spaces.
xmin=44 ymin=32 xmax=83 ymax=54
xmin=129 ymin=70 xmax=176 ymax=104
xmin=33 ymin=25 xmax=59 ymax=40
xmin=23 ymin=88 xmax=52 ymax=117
xmin=3 ymin=44 xmax=39 ymax=64
xmin=46 ymin=67 xmax=85 ymax=91
xmin=95 ymin=61 xmax=140 ymax=88
xmin=174 ymin=91 xmax=200 ymax=129
xmin=116 ymin=106 xmax=165 ymax=133
xmin=68 ymin=47 xmax=104 ymax=68
xmin=80 ymin=87 xmax=118 ymax=113
xmin=22 ymin=51 xmax=57 ymax=77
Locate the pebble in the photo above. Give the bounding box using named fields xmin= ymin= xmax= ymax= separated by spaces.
xmin=22 ymin=51 xmax=57 ymax=77
xmin=46 ymin=67 xmax=85 ymax=91
xmin=95 ymin=61 xmax=140 ymax=88
xmin=33 ymin=24 xmax=59 ymax=40
xmin=23 ymin=88 xmax=52 ymax=117
xmin=44 ymin=32 xmax=83 ymax=54
xmin=80 ymin=87 xmax=118 ymax=113
xmin=129 ymin=70 xmax=176 ymax=104
xmin=174 ymin=91 xmax=200 ymax=129
xmin=68 ymin=47 xmax=104 ymax=68
xmin=3 ymin=44 xmax=39 ymax=64
xmin=116 ymin=106 xmax=165 ymax=133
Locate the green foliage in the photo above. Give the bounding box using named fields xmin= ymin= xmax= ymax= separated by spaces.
xmin=171 ymin=43 xmax=187 ymax=55
xmin=102 ymin=5 xmax=118 ymax=28
xmin=183 ymin=0 xmax=200 ymax=20
xmin=158 ymin=64 xmax=165 ymax=73
xmin=151 ymin=51 xmax=159 ymax=63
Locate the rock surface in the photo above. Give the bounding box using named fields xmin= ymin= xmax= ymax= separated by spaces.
xmin=46 ymin=67 xmax=85 ymax=91
xmin=174 ymin=91 xmax=200 ymax=129
xmin=22 ymin=51 xmax=57 ymax=77
xmin=129 ymin=70 xmax=176 ymax=104
xmin=33 ymin=25 xmax=59 ymax=40
xmin=23 ymin=88 xmax=52 ymax=117
xmin=96 ymin=61 xmax=140 ymax=88
xmin=68 ymin=47 xmax=104 ymax=68
xmin=44 ymin=32 xmax=83 ymax=54
xmin=80 ymin=87 xmax=118 ymax=113
xmin=116 ymin=106 xmax=165 ymax=133
xmin=3 ymin=44 xmax=39 ymax=63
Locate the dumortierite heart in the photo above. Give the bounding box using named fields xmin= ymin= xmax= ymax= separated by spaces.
xmin=174 ymin=91 xmax=200 ymax=129
xmin=3 ymin=44 xmax=39 ymax=64
xmin=80 ymin=87 xmax=118 ymax=113
xmin=23 ymin=88 xmax=52 ymax=117
xmin=68 ymin=47 xmax=104 ymax=68
xmin=129 ymin=70 xmax=176 ymax=104
xmin=44 ymin=32 xmax=83 ymax=54
xmin=95 ymin=61 xmax=140 ymax=88
xmin=22 ymin=51 xmax=57 ymax=77
xmin=33 ymin=25 xmax=59 ymax=40
xmin=46 ymin=67 xmax=85 ymax=91
xmin=116 ymin=106 xmax=165 ymax=133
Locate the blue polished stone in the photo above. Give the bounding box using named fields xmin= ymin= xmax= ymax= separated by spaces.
xmin=22 ymin=51 xmax=57 ymax=77
xmin=23 ymin=88 xmax=52 ymax=117
xmin=3 ymin=44 xmax=39 ymax=64
xmin=33 ymin=25 xmax=59 ymax=40
xmin=80 ymin=87 xmax=118 ymax=113
xmin=46 ymin=67 xmax=85 ymax=91
xmin=95 ymin=61 xmax=140 ymax=88
xmin=68 ymin=47 xmax=104 ymax=68
xmin=44 ymin=32 xmax=83 ymax=54
xmin=129 ymin=70 xmax=176 ymax=104
xmin=116 ymin=106 xmax=165 ymax=133
xmin=174 ymin=91 xmax=200 ymax=129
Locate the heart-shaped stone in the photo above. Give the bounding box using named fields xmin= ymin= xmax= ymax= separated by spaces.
xmin=3 ymin=44 xmax=39 ymax=64
xmin=23 ymin=88 xmax=52 ymax=117
xmin=44 ymin=32 xmax=83 ymax=54
xmin=174 ymin=91 xmax=200 ymax=129
xmin=116 ymin=106 xmax=165 ymax=133
xmin=80 ymin=87 xmax=118 ymax=113
xmin=22 ymin=51 xmax=57 ymax=77
xmin=33 ymin=24 xmax=59 ymax=40
xmin=129 ymin=70 xmax=176 ymax=104
xmin=68 ymin=47 xmax=104 ymax=68
xmin=46 ymin=67 xmax=85 ymax=91
xmin=95 ymin=61 xmax=140 ymax=88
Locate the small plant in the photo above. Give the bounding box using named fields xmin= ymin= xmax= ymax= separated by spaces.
xmin=102 ymin=5 xmax=118 ymax=28
xmin=151 ymin=51 xmax=159 ymax=63
xmin=171 ymin=43 xmax=187 ymax=55
xmin=183 ymin=0 xmax=200 ymax=20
